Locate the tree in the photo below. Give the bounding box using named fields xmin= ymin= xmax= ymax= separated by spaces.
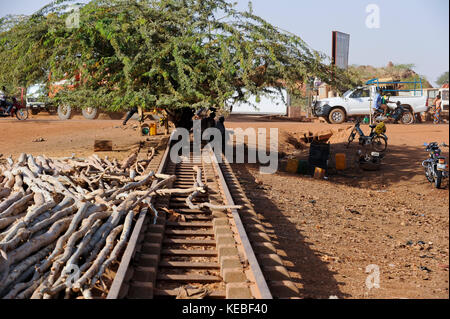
xmin=436 ymin=72 xmax=449 ymax=86
xmin=0 ymin=0 xmax=356 ymax=126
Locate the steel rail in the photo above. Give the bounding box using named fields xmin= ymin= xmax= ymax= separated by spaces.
xmin=107 ymin=141 xmax=172 ymax=299
xmin=207 ymin=147 xmax=273 ymax=299
xmin=108 ymin=139 xmax=272 ymax=299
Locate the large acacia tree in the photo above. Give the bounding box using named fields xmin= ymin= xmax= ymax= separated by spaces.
xmin=0 ymin=0 xmax=356 ymax=125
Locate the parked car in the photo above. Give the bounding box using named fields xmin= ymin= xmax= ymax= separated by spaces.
xmin=313 ymin=83 xmax=428 ymax=124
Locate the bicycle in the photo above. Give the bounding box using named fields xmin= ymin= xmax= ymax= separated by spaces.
xmin=346 ymin=118 xmax=388 ymax=152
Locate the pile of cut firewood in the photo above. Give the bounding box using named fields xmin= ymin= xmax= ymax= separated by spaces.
xmin=0 ymin=149 xmax=174 ymax=299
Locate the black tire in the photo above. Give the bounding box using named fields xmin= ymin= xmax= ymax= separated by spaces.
xmin=82 ymin=107 xmax=99 ymax=120
xmin=328 ymin=108 xmax=346 ymax=124
xmin=347 ymin=128 xmax=357 ymax=148
xmin=371 ymin=135 xmax=388 ymax=152
xmin=57 ymin=104 xmax=72 ymax=120
xmin=31 ymin=108 xmax=39 ymax=115
xmin=425 ymin=165 xmax=434 ymax=183
xmin=400 ymin=111 xmax=414 ymax=125
xmin=313 ymin=104 xmax=323 ymax=117
xmin=373 ymin=111 xmax=383 ymax=124
xmin=15 ymin=108 xmax=28 ymax=120
xmin=434 ymin=170 xmax=442 ymax=189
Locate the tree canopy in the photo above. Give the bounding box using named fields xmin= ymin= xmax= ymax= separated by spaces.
xmin=436 ymin=71 xmax=449 ymax=86
xmin=0 ymin=0 xmax=356 ymax=116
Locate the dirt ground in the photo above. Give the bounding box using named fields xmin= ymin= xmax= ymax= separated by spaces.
xmin=0 ymin=113 xmax=157 ymax=160
xmin=227 ymin=115 xmax=449 ymax=299
xmin=1 ymin=113 xmax=449 ymax=299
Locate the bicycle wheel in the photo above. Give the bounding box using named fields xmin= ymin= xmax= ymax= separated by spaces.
xmin=372 ymin=135 xmax=388 ymax=152
xmin=347 ymin=128 xmax=357 ymax=148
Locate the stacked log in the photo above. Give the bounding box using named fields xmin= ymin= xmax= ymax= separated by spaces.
xmin=0 ymin=149 xmax=171 ymax=299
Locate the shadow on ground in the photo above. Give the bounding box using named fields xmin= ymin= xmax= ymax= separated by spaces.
xmin=317 ymin=141 xmax=447 ymax=190
xmin=232 ymin=162 xmax=350 ymax=299
xmin=236 ymin=139 xmax=449 ymax=190
xmin=225 ymin=137 xmax=449 ymax=298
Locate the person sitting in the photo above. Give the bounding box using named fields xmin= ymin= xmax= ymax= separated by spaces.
xmin=0 ymin=86 xmax=13 ymax=115
xmin=373 ymin=88 xmax=389 ymax=116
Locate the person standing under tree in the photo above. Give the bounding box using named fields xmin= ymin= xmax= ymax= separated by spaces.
xmin=123 ymin=105 xmax=143 ymax=125
xmin=215 ymin=116 xmax=226 ymax=153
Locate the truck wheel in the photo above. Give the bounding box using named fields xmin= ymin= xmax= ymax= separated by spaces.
xmin=31 ymin=108 xmax=39 ymax=115
xmin=313 ymin=104 xmax=323 ymax=117
xmin=400 ymin=111 xmax=414 ymax=125
xmin=58 ymin=104 xmax=72 ymax=120
xmin=328 ymin=108 xmax=346 ymax=124
xmin=82 ymin=107 xmax=99 ymax=120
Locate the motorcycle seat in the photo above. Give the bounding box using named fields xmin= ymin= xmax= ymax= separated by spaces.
xmin=369 ymin=124 xmax=377 ymax=129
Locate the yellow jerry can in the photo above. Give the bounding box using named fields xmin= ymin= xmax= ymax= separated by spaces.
xmin=286 ymin=159 xmax=299 ymax=173
xmin=150 ymin=123 xmax=157 ymax=136
xmin=335 ymin=153 xmax=346 ymax=170
xmin=314 ymin=167 xmax=326 ymax=179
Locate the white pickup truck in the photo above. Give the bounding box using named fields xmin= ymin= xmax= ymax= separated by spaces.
xmin=312 ymin=85 xmax=428 ymax=124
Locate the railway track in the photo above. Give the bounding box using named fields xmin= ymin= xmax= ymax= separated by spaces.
xmin=107 ymin=138 xmax=299 ymax=299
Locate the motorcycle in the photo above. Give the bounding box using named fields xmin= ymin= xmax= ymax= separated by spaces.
xmin=422 ymin=142 xmax=449 ymax=189
xmin=374 ymin=101 xmax=414 ymax=125
xmin=357 ymin=149 xmax=384 ymax=171
xmin=0 ymin=88 xmax=29 ymax=120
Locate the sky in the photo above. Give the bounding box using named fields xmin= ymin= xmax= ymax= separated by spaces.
xmin=0 ymin=0 xmax=448 ymax=86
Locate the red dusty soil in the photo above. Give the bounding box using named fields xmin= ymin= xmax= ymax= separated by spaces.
xmin=226 ymin=115 xmax=449 ymax=299
xmin=0 ymin=113 xmax=156 ymax=160
xmin=1 ymin=113 xmax=448 ymax=299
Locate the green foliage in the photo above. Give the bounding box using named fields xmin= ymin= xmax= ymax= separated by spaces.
xmin=348 ymin=63 xmax=432 ymax=89
xmin=436 ymin=71 xmax=449 ymax=86
xmin=400 ymin=75 xmax=428 ymax=90
xmin=391 ymin=63 xmax=415 ymax=71
xmin=0 ymin=0 xmax=356 ymax=115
